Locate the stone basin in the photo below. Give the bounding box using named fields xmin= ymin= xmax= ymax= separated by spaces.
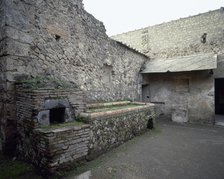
xmin=80 ymin=101 xmax=155 ymax=121
xmin=79 ymin=101 xmax=155 ymax=159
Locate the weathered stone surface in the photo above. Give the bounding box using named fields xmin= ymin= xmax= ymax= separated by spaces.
xmin=15 ymin=86 xmax=87 ymax=170
xmin=172 ymin=108 xmax=188 ymax=123
xmin=16 ymin=123 xmax=91 ymax=172
xmin=86 ymin=104 xmax=155 ymax=159
xmin=0 ymin=0 xmax=223 ymax=163
xmin=142 ymin=71 xmax=215 ymax=124
xmin=37 ymin=110 xmax=50 ymax=126
xmin=214 ymin=54 xmax=224 ymax=78
xmin=16 ymin=94 xmax=155 ymax=172
xmin=0 ymin=0 xmax=148 ymax=153
xmin=1 ymin=0 xmax=147 ymax=102
xmin=112 ymin=8 xmax=224 ymax=125
xmin=112 ymin=8 xmax=224 ymax=59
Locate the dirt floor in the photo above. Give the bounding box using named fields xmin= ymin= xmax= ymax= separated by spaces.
xmin=1 ymin=120 xmax=224 ymax=179
xmin=66 ymin=121 xmax=224 ymax=179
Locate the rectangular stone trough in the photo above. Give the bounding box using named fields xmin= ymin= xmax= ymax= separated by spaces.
xmin=79 ymin=101 xmax=155 ymax=159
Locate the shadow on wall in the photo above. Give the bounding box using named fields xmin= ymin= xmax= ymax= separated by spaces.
xmin=147 ymin=117 xmax=154 ymax=129
xmin=0 ymin=138 xmax=2 ymax=152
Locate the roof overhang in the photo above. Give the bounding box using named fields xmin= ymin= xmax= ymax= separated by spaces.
xmin=141 ymin=53 xmax=217 ymax=74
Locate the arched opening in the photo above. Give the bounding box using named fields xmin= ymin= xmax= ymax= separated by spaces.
xmin=50 ymin=107 xmax=66 ymax=124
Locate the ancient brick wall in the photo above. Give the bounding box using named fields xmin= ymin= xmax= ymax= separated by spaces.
xmin=24 ymin=125 xmax=90 ymax=172
xmin=16 ymin=87 xmax=89 ymax=171
xmin=112 ymin=8 xmax=224 ymax=59
xmin=0 ymin=0 xmax=148 ymax=153
xmin=16 ymin=88 xmax=86 ymax=128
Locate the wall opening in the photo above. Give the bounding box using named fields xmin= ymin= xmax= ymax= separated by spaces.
xmin=102 ymin=64 xmax=113 ymax=84
xmin=201 ymin=33 xmax=207 ymax=43
xmin=215 ymin=78 xmax=224 ymax=115
xmin=50 ymin=107 xmax=66 ymax=124
xmin=147 ymin=118 xmax=154 ymax=129
xmin=55 ymin=34 xmax=61 ymax=41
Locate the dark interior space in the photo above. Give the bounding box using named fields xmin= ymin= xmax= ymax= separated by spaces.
xmin=50 ymin=107 xmax=66 ymax=124
xmin=215 ymin=78 xmax=224 ymax=115
xmin=142 ymin=84 xmax=150 ymax=102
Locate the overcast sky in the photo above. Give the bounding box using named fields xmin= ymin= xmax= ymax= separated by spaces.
xmin=83 ymin=0 xmax=223 ymax=36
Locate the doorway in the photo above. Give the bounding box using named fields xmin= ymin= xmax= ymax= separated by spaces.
xmin=215 ymin=78 xmax=224 ymax=115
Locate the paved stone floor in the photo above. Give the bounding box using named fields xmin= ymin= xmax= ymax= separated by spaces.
xmin=215 ymin=115 xmax=224 ymax=127
xmin=66 ymin=121 xmax=224 ymax=179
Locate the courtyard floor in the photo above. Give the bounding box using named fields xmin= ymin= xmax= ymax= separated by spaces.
xmin=66 ymin=120 xmax=224 ymax=179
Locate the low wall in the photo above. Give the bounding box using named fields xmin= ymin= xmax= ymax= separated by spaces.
xmin=33 ymin=124 xmax=90 ymax=172
xmin=16 ymin=96 xmax=155 ymax=172
xmin=81 ymin=102 xmax=155 ymax=159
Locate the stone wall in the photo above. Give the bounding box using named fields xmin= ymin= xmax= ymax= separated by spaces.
xmin=214 ymin=54 xmax=224 ymax=78
xmin=112 ymin=8 xmax=224 ymax=59
xmin=0 ymin=0 xmax=17 ymax=153
xmin=80 ymin=103 xmax=155 ymax=159
xmin=112 ymin=8 xmax=224 ymax=124
xmin=1 ymin=0 xmax=148 ymax=102
xmin=0 ymin=0 xmax=148 ymax=153
xmin=31 ymin=124 xmax=90 ymax=172
xmin=16 ymin=87 xmax=86 ymax=165
xmin=16 ymin=99 xmax=155 ymax=172
xmin=142 ymin=71 xmax=214 ymax=124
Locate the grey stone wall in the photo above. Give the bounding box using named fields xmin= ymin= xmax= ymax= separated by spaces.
xmin=142 ymin=71 xmax=214 ymax=124
xmin=16 ymin=99 xmax=155 ymax=172
xmin=2 ymin=0 xmax=147 ymax=102
xmin=0 ymin=0 xmax=16 ymax=153
xmin=113 ymin=8 xmax=224 ymax=124
xmin=214 ymin=54 xmax=224 ymax=78
xmin=112 ymin=8 xmax=224 ymax=59
xmin=0 ymin=0 xmax=148 ymax=153
xmin=85 ymin=106 xmax=155 ymax=159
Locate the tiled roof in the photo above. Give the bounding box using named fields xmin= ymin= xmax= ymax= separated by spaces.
xmin=140 ymin=53 xmax=217 ymax=73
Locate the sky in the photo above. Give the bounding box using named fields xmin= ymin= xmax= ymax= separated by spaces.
xmin=83 ymin=0 xmax=223 ymax=36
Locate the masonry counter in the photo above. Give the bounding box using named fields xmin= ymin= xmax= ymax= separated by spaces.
xmin=16 ymin=81 xmax=155 ymax=173
xmin=79 ymin=101 xmax=155 ymax=159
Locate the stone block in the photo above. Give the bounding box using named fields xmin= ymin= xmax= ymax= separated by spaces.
xmin=0 ymin=26 xmax=6 ymax=40
xmin=2 ymin=38 xmax=30 ymax=56
xmin=5 ymin=6 xmax=30 ymax=30
xmin=37 ymin=110 xmax=50 ymax=125
xmin=172 ymin=108 xmax=188 ymax=123
xmin=6 ymin=26 xmax=33 ymax=44
xmin=0 ymin=58 xmax=6 ymax=72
